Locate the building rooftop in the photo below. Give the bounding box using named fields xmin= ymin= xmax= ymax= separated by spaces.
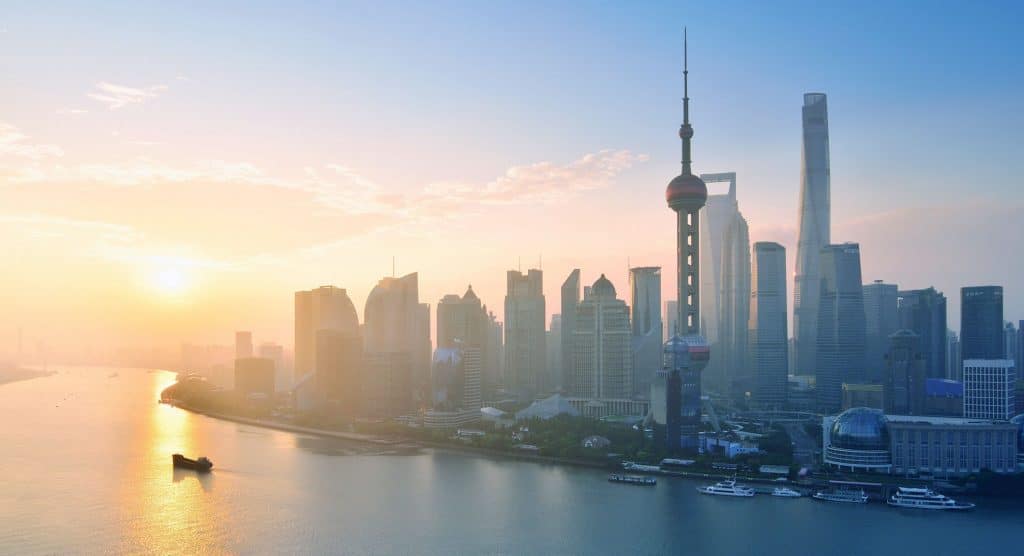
xmin=884 ymin=414 xmax=1013 ymax=427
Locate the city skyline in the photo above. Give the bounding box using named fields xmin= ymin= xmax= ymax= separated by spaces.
xmin=2 ymin=3 xmax=1023 ymax=360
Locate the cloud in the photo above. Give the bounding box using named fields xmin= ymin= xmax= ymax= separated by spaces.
xmin=0 ymin=213 xmax=140 ymax=243
xmin=0 ymin=122 xmax=64 ymax=159
xmin=87 ymin=81 xmax=167 ymax=109
xmin=55 ymin=108 xmax=89 ymax=116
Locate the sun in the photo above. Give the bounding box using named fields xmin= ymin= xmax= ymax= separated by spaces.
xmin=148 ymin=266 xmax=192 ymax=299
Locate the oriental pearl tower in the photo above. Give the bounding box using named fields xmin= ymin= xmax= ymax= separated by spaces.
xmin=663 ymin=29 xmax=710 ymax=453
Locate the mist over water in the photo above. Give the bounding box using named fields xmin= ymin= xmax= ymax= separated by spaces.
xmin=1 ymin=367 xmax=1021 ymax=554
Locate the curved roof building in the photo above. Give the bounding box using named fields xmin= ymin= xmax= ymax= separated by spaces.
xmin=823 ymin=407 xmax=892 ymax=472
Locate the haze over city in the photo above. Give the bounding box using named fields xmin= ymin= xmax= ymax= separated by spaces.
xmin=2 ymin=1 xmax=1021 ymax=362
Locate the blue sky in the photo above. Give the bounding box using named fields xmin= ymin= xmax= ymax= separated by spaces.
xmin=1 ymin=1 xmax=1022 ymax=352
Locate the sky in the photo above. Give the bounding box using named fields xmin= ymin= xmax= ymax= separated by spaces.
xmin=1 ymin=1 xmax=1022 ymax=361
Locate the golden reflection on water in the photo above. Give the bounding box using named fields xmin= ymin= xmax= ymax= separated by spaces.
xmin=118 ymin=372 xmax=232 ymax=553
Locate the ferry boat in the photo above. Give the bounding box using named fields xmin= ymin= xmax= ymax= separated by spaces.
xmin=172 ymin=453 xmax=213 ymax=472
xmin=886 ymin=487 xmax=975 ymax=511
xmin=608 ymin=474 xmax=656 ymax=486
xmin=771 ymin=487 xmax=802 ymax=498
xmin=812 ymin=488 xmax=868 ymax=503
xmin=696 ymin=479 xmax=755 ymax=497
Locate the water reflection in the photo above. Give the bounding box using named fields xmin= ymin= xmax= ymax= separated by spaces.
xmin=294 ymin=434 xmax=422 ymax=457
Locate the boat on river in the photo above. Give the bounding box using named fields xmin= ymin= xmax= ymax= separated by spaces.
xmin=813 ymin=488 xmax=868 ymax=503
xmin=772 ymin=487 xmax=802 ymax=498
xmin=608 ymin=474 xmax=656 ymax=486
xmin=887 ymin=487 xmax=974 ymax=511
xmin=172 ymin=453 xmax=213 ymax=472
xmin=696 ymin=479 xmax=755 ymax=497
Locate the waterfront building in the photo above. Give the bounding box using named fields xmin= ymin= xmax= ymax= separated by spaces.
xmin=561 ymin=269 xmax=581 ymax=394
xmin=485 ymin=311 xmax=503 ymax=400
xmin=363 ymin=351 xmax=413 ymax=418
xmin=424 ymin=345 xmax=482 ymax=428
xmin=960 ymin=286 xmax=1004 ymax=360
xmin=547 ymin=314 xmax=562 ymax=393
xmin=863 ymin=281 xmax=898 ymax=383
xmin=822 ymin=408 xmax=1019 ymax=476
xmin=749 ymin=242 xmax=788 ymax=409
xmin=662 ymin=31 xmax=710 ymax=452
xmin=505 ymin=269 xmax=547 ymax=400
xmin=235 ymin=331 xmax=253 ymax=360
xmin=234 ymin=357 xmax=275 ymax=398
xmin=925 ymin=378 xmax=964 ymax=417
xmin=883 ymin=330 xmax=927 ymax=416
xmin=815 ymin=243 xmax=867 ymax=413
xmin=314 ymin=329 xmax=363 ymax=416
xmin=897 ymin=288 xmax=947 ymax=380
xmin=793 ymin=92 xmax=831 ymax=377
xmin=436 ymin=285 xmax=498 ymax=396
xmin=963 ymin=359 xmax=1016 ymax=420
xmin=697 ymin=172 xmax=750 ymax=399
xmin=257 ymin=341 xmax=285 ymax=389
xmin=294 ymin=286 xmax=360 ymax=383
xmin=842 ymin=383 xmax=883 ymax=411
xmin=630 ymin=266 xmax=663 ymax=399
xmin=570 ymin=275 xmax=633 ymax=401
xmin=364 ymin=273 xmax=428 ymax=414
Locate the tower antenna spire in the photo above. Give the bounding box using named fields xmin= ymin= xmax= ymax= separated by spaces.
xmin=679 ymin=27 xmax=694 ymax=175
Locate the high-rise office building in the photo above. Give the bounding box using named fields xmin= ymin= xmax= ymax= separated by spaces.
xmin=630 ymin=266 xmax=662 ymax=399
xmin=960 ymin=286 xmax=1004 ymax=360
xmin=883 ymin=330 xmax=927 ymax=416
xmin=505 ymin=269 xmax=546 ymax=400
xmin=362 ymin=351 xmax=412 ymax=418
xmin=1004 ymin=322 xmax=1018 ymax=362
xmin=547 ymin=314 xmax=562 ymax=391
xmin=363 ymin=273 xmax=428 ymax=415
xmin=294 ymin=286 xmax=361 ymax=384
xmin=863 ymin=281 xmax=898 ymax=383
xmin=425 ymin=345 xmax=482 ymax=428
xmin=815 ymin=243 xmax=867 ymax=414
xmin=560 ymin=269 xmax=581 ymax=393
xmin=946 ymin=330 xmax=962 ymax=381
xmin=663 ymin=32 xmax=710 ymax=452
xmin=963 ymin=359 xmax=1016 ymax=420
xmin=235 ymin=331 xmax=253 ymax=360
xmin=436 ymin=286 xmax=498 ymax=394
xmin=749 ymin=242 xmax=788 ymax=409
xmin=314 ymin=328 xmax=363 ymax=416
xmin=485 ymin=311 xmax=503 ymax=399
xmin=698 ymin=172 xmax=750 ymax=399
xmin=664 ymin=300 xmax=679 ymax=340
xmin=234 ymin=357 xmax=275 ymax=398
xmin=793 ymin=92 xmax=831 ymax=377
xmin=1016 ymin=320 xmax=1024 ymax=380
xmin=897 ymin=288 xmax=948 ymax=380
xmin=570 ymin=275 xmax=633 ymax=401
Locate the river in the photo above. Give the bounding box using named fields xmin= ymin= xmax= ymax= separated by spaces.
xmin=1 ymin=367 xmax=1021 ymax=555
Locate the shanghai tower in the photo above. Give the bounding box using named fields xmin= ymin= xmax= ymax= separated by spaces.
xmin=793 ymin=93 xmax=831 ymax=376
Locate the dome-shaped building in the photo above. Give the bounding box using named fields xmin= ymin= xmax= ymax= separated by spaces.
xmin=823 ymin=407 xmax=893 ymax=473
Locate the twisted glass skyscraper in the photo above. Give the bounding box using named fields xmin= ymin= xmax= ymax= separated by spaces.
xmin=793 ymin=93 xmax=831 ymax=376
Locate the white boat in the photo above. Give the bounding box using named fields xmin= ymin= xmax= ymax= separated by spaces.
xmin=696 ymin=479 xmax=755 ymax=497
xmin=887 ymin=487 xmax=975 ymax=511
xmin=771 ymin=487 xmax=802 ymax=498
xmin=813 ymin=488 xmax=868 ymax=503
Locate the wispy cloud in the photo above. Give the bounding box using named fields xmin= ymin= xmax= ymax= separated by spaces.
xmin=0 ymin=122 xmax=63 ymax=159
xmin=55 ymin=108 xmax=89 ymax=116
xmin=0 ymin=213 xmax=141 ymax=243
xmin=87 ymin=81 xmax=167 ymax=109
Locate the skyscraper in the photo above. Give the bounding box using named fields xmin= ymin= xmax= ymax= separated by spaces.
xmin=425 ymin=345 xmax=482 ymax=428
xmin=664 ymin=300 xmax=679 ymax=340
xmin=235 ymin=331 xmax=253 ymax=360
xmin=815 ymin=243 xmax=867 ymax=414
xmin=547 ymin=314 xmax=562 ymax=391
xmin=960 ymin=286 xmax=1004 ymax=360
xmin=793 ymin=92 xmax=831 ymax=377
xmin=863 ymin=280 xmax=898 ymax=383
xmin=570 ymin=275 xmax=633 ymax=401
xmin=897 ymin=287 xmax=948 ymax=379
xmin=630 ymin=266 xmax=662 ymax=399
xmin=314 ymin=328 xmax=363 ymax=416
xmin=294 ymin=286 xmax=361 ymax=384
xmin=505 ymin=269 xmax=546 ymax=400
xmin=363 ymin=273 xmax=428 ymax=415
xmin=883 ymin=330 xmax=927 ymax=416
xmin=963 ymin=359 xmax=1016 ymax=420
xmin=749 ymin=242 xmax=788 ymax=409
xmin=697 ymin=172 xmax=750 ymax=399
xmin=560 ymin=269 xmax=581 ymax=393
xmin=663 ymin=31 xmax=710 ymax=452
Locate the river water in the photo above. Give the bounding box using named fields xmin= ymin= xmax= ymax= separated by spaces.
xmin=1 ymin=367 xmax=1021 ymax=555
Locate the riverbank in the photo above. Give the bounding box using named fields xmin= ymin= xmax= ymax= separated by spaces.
xmin=165 ymin=401 xmax=614 ymax=471
xmin=0 ymin=367 xmax=56 ymax=386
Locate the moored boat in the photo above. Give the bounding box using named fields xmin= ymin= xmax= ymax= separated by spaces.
xmin=887 ymin=487 xmax=974 ymax=511
xmin=772 ymin=487 xmax=802 ymax=498
xmin=608 ymin=474 xmax=656 ymax=486
xmin=813 ymin=488 xmax=868 ymax=503
xmin=172 ymin=453 xmax=213 ymax=472
xmin=697 ymin=479 xmax=755 ymax=497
